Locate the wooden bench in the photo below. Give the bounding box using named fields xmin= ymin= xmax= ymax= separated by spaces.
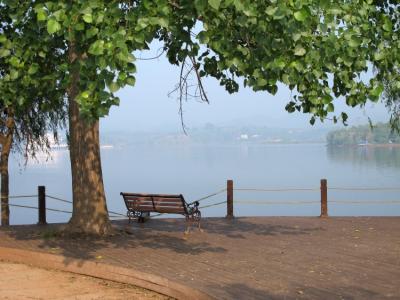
xmin=120 ymin=192 xmax=201 ymax=232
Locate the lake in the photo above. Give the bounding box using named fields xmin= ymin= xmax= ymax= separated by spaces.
xmin=7 ymin=143 xmax=400 ymax=225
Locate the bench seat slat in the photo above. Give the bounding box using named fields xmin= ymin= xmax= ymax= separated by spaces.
xmin=122 ymin=193 xmax=183 ymax=198
xmin=155 ymin=207 xmax=186 ymax=214
xmin=127 ymin=201 xmax=184 ymax=208
xmin=125 ymin=197 xmax=184 ymax=203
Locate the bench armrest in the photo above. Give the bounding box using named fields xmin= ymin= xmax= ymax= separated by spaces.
xmin=186 ymin=201 xmax=199 ymax=214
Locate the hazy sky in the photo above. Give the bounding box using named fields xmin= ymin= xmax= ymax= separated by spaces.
xmin=101 ymin=44 xmax=389 ymax=133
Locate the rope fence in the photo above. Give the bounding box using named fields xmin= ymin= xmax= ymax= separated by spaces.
xmin=6 ymin=203 xmax=72 ymax=214
xmin=188 ymin=188 xmax=226 ymax=205
xmin=330 ymin=200 xmax=400 ymax=204
xmin=0 ymin=195 xmax=37 ymax=199
xmin=234 ymin=188 xmax=319 ymax=192
xmin=234 ymin=200 xmax=320 ymax=205
xmin=328 ymin=187 xmax=400 ymax=191
xmin=199 ymin=200 xmax=227 ymax=209
xmin=225 ymin=179 xmax=400 ymax=218
xmin=1 ymin=180 xmax=400 ymax=225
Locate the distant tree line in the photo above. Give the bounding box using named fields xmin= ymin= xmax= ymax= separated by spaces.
xmin=327 ymin=123 xmax=400 ymax=146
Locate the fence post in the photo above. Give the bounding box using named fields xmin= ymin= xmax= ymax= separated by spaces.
xmin=38 ymin=186 xmax=47 ymax=225
xmin=320 ymin=179 xmax=328 ymax=217
xmin=226 ymin=180 xmax=234 ymax=219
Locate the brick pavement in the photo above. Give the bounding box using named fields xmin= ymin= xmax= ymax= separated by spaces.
xmin=0 ymin=217 xmax=399 ymax=299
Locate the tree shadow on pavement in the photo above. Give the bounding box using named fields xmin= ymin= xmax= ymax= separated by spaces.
xmin=206 ymin=283 xmax=389 ymax=300
xmin=0 ymin=217 xmax=322 ymax=266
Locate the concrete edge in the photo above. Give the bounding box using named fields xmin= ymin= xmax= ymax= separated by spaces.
xmin=0 ymin=246 xmax=214 ymax=300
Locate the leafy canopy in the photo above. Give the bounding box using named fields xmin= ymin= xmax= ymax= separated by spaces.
xmin=0 ymin=3 xmax=66 ymax=155
xmin=0 ymin=0 xmax=398 ymax=125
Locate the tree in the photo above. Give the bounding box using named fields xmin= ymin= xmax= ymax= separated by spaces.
xmin=1 ymin=0 xmax=398 ymax=234
xmin=374 ymin=0 xmax=400 ymax=132
xmin=0 ymin=4 xmax=66 ymax=225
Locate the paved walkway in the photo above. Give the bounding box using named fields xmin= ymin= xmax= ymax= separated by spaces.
xmin=0 ymin=262 xmax=168 ymax=300
xmin=0 ymin=217 xmax=399 ymax=299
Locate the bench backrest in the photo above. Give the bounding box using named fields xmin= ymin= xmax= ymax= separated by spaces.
xmin=120 ymin=193 xmax=187 ymax=215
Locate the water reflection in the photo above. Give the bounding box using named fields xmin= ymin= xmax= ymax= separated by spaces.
xmin=327 ymin=145 xmax=400 ymax=169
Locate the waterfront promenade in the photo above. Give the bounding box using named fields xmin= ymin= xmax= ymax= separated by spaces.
xmin=0 ymin=217 xmax=399 ymax=299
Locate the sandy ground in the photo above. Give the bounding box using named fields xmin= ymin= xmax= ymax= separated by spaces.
xmin=0 ymin=262 xmax=171 ymax=300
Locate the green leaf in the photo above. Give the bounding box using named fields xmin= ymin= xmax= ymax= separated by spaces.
xmin=36 ymin=9 xmax=47 ymax=21
xmin=290 ymin=60 xmax=304 ymax=72
xmin=256 ymin=78 xmax=268 ymax=86
xmin=322 ymin=95 xmax=332 ymax=104
xmin=197 ymin=31 xmax=210 ymax=44
xmin=10 ymin=69 xmax=19 ymax=80
xmin=88 ymin=40 xmax=105 ymax=55
xmin=81 ymin=91 xmax=90 ymax=99
xmin=208 ymin=0 xmax=221 ymax=10
xmin=294 ymin=45 xmax=306 ymax=56
xmin=108 ymin=82 xmax=120 ymax=93
xmin=265 ymin=6 xmax=277 ymax=16
xmin=0 ymin=49 xmax=11 ymax=58
xmin=292 ymin=33 xmax=301 ymax=42
xmin=83 ymin=13 xmax=93 ymax=23
xmin=86 ymin=27 xmax=99 ymax=38
xmin=374 ymin=51 xmax=385 ymax=61
xmin=370 ymin=83 xmax=384 ymax=99
xmin=28 ymin=63 xmax=39 ymax=75
xmin=9 ymin=56 xmax=20 ymax=67
xmin=126 ymin=76 xmax=136 ymax=86
xmin=157 ymin=17 xmax=169 ymax=28
xmin=383 ymin=17 xmax=392 ymax=32
xmin=74 ymin=22 xmax=85 ymax=31
xmin=294 ymin=9 xmax=309 ymax=22
xmin=195 ymin=0 xmax=207 ymax=11
xmin=327 ymin=103 xmax=334 ymax=112
xmin=47 ymin=19 xmax=61 ymax=34
xmin=126 ymin=63 xmax=137 ymax=73
xmin=274 ymin=58 xmax=286 ymax=69
xmin=349 ymin=36 xmax=361 ymax=48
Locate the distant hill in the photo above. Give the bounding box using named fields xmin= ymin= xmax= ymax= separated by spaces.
xmin=101 ymin=125 xmax=330 ymax=146
xmin=327 ymin=123 xmax=400 ymax=146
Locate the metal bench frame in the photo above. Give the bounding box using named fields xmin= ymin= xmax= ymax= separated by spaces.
xmin=120 ymin=192 xmax=201 ymax=233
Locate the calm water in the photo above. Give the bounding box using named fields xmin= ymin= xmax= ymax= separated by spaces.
xmin=8 ymin=144 xmax=400 ymax=225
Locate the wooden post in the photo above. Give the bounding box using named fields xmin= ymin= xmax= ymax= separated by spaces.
xmin=320 ymin=179 xmax=328 ymax=217
xmin=226 ymin=180 xmax=234 ymax=219
xmin=38 ymin=186 xmax=47 ymax=225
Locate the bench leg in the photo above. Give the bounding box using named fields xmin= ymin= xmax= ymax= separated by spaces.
xmin=127 ymin=211 xmax=133 ymax=224
xmin=185 ymin=210 xmax=202 ymax=234
xmin=198 ymin=219 xmax=203 ymax=232
xmin=195 ymin=210 xmax=203 ymax=232
xmin=184 ymin=216 xmax=191 ymax=235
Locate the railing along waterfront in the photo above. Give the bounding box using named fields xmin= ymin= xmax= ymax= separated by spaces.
xmin=224 ymin=179 xmax=400 ymax=218
xmin=1 ymin=180 xmax=400 ymax=226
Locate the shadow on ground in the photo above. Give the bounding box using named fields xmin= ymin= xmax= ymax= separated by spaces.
xmin=0 ymin=217 xmax=321 ymax=266
xmin=207 ymin=283 xmax=390 ymax=300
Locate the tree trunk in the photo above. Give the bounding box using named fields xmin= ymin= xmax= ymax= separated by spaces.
xmin=64 ymin=43 xmax=112 ymax=235
xmin=0 ymin=114 xmax=13 ymax=226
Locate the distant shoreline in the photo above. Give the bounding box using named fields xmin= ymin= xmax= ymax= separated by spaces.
xmin=328 ymin=143 xmax=400 ymax=148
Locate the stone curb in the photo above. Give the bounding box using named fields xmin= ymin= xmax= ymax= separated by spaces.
xmin=0 ymin=246 xmax=214 ymax=300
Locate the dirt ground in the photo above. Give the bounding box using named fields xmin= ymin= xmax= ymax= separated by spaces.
xmin=0 ymin=261 xmax=172 ymax=300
